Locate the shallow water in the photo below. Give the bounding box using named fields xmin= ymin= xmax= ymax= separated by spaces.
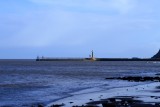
xmin=0 ymin=60 xmax=160 ymax=106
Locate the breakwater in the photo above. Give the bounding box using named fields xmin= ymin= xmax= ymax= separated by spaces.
xmin=36 ymin=58 xmax=160 ymax=61
xmin=36 ymin=49 xmax=160 ymax=61
xmin=36 ymin=58 xmax=86 ymax=61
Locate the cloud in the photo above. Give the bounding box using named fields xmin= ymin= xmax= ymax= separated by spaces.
xmin=110 ymin=0 xmax=135 ymax=14
xmin=1 ymin=0 xmax=160 ymax=58
xmin=0 ymin=8 xmax=92 ymax=48
xmin=29 ymin=0 xmax=136 ymax=14
xmin=0 ymin=0 xmax=156 ymax=49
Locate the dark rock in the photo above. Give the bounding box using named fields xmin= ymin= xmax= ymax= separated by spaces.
xmin=38 ymin=104 xmax=44 ymax=107
xmin=102 ymin=103 xmax=116 ymax=107
xmin=106 ymin=76 xmax=160 ymax=82
xmin=152 ymin=49 xmax=160 ymax=59
xmin=155 ymin=103 xmax=160 ymax=106
xmin=73 ymin=105 xmax=99 ymax=107
xmin=88 ymin=96 xmax=144 ymax=107
xmin=50 ymin=103 xmax=65 ymax=107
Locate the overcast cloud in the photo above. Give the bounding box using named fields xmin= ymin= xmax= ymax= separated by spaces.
xmin=0 ymin=0 xmax=160 ymax=58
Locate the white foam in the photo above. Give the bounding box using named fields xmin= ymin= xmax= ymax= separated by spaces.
xmin=46 ymin=82 xmax=159 ymax=107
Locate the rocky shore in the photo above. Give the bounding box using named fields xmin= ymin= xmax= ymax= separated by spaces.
xmin=39 ymin=75 xmax=160 ymax=107
xmin=105 ymin=76 xmax=160 ymax=82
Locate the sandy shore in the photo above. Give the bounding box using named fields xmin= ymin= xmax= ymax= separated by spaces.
xmin=44 ymin=81 xmax=160 ymax=107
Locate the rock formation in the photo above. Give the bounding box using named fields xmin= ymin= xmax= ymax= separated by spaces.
xmin=152 ymin=49 xmax=160 ymax=59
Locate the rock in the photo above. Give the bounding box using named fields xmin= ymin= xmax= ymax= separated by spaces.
xmin=152 ymin=49 xmax=160 ymax=59
xmin=106 ymin=76 xmax=160 ymax=82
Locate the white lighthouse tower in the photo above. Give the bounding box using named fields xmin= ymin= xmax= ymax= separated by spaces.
xmin=91 ymin=50 xmax=96 ymax=61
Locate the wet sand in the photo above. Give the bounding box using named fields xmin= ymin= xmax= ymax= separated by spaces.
xmin=45 ymin=76 xmax=160 ymax=107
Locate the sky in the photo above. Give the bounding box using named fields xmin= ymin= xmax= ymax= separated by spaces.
xmin=0 ymin=0 xmax=160 ymax=59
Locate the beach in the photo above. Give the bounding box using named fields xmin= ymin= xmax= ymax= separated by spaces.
xmin=46 ymin=78 xmax=160 ymax=107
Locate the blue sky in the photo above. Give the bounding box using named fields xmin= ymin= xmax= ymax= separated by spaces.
xmin=0 ymin=0 xmax=160 ymax=58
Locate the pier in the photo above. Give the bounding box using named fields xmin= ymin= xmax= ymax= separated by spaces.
xmin=36 ymin=50 xmax=160 ymax=61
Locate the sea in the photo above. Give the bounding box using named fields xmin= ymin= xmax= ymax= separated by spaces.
xmin=0 ymin=60 xmax=160 ymax=107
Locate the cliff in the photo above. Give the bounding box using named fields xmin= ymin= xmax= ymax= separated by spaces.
xmin=152 ymin=49 xmax=160 ymax=59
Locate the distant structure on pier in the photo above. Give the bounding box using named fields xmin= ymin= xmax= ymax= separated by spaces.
xmin=90 ymin=50 xmax=96 ymax=61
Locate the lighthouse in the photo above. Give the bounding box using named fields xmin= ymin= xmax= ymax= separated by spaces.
xmin=91 ymin=50 xmax=96 ymax=61
xmin=91 ymin=50 xmax=94 ymax=58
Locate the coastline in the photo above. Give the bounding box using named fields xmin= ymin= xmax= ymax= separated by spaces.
xmin=45 ymin=82 xmax=160 ymax=107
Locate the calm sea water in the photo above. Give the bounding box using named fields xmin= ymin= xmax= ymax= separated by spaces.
xmin=0 ymin=60 xmax=160 ymax=106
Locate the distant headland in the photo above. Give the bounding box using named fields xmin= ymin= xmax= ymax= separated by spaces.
xmin=36 ymin=49 xmax=160 ymax=61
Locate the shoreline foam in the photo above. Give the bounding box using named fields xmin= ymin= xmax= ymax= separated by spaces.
xmin=45 ymin=81 xmax=160 ymax=107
